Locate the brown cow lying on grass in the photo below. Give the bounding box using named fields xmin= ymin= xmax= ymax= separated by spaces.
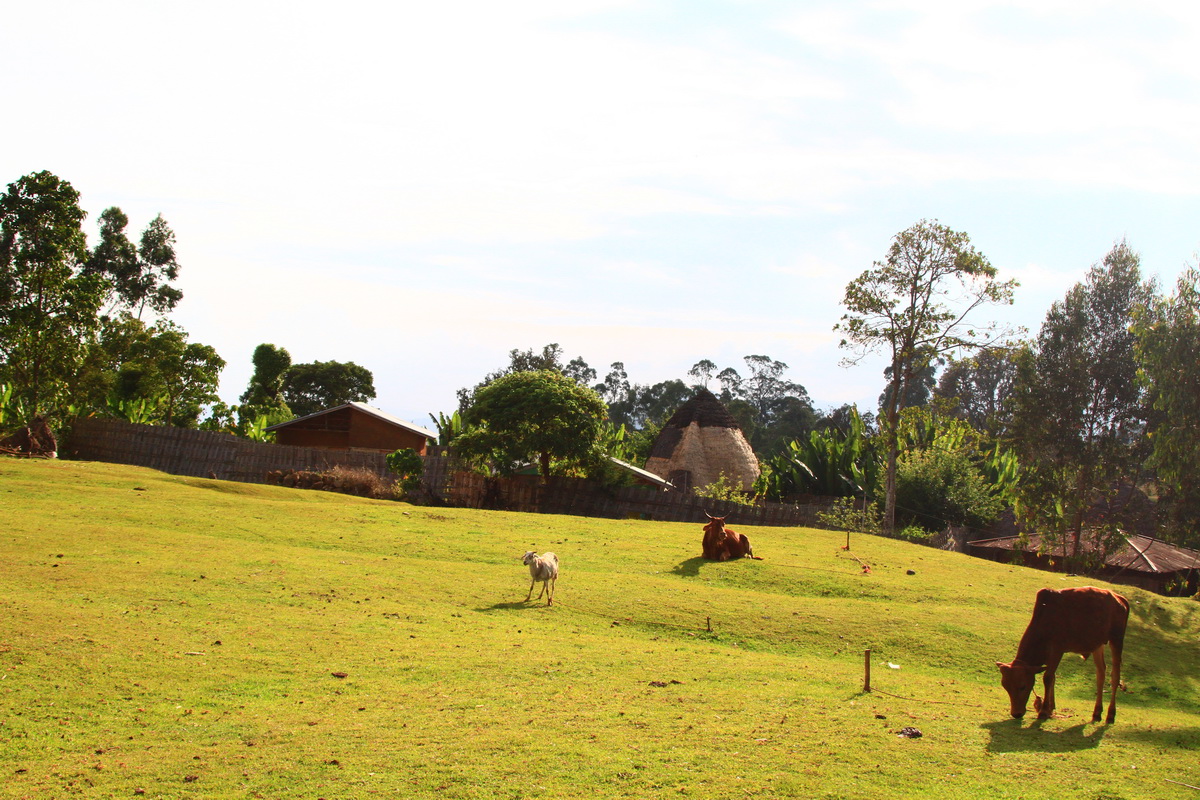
xmin=701 ymin=513 xmax=762 ymax=561
xmin=997 ymin=586 xmax=1129 ymax=723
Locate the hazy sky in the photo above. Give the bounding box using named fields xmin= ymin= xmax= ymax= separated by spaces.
xmin=6 ymin=0 xmax=1198 ymax=426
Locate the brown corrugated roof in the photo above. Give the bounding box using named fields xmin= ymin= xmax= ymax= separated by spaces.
xmin=970 ymin=532 xmax=1200 ymax=575
xmin=266 ymin=401 xmax=438 ymax=440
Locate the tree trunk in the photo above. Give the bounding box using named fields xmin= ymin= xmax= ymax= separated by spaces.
xmin=882 ymin=367 xmax=905 ymax=536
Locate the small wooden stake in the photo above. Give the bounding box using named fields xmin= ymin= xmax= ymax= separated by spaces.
xmin=706 ymin=616 xmax=712 ymax=633
xmin=864 ymin=648 xmax=872 ymax=693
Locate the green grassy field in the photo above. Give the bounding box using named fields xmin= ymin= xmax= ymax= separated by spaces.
xmin=1 ymin=458 xmax=1197 ymax=799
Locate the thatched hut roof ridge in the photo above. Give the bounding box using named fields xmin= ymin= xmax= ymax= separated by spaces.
xmin=661 ymin=389 xmax=741 ymax=430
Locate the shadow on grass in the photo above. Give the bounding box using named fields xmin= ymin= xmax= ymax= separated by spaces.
xmin=475 ymin=600 xmax=550 ymax=612
xmin=671 ymin=557 xmax=709 ymax=577
xmin=1109 ymin=724 xmax=1200 ymax=751
xmin=982 ymin=717 xmax=1110 ymax=753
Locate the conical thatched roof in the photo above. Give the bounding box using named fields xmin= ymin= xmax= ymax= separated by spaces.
xmin=644 ymin=389 xmax=759 ymax=492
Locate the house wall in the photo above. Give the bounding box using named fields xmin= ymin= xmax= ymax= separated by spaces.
xmin=273 ymin=407 xmax=429 ymax=455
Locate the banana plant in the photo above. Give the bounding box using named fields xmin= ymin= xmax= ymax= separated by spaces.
xmin=241 ymin=413 xmax=275 ymax=442
xmin=429 ymin=410 xmax=467 ymax=446
xmin=0 ymin=384 xmax=20 ymax=426
xmin=106 ymin=395 xmax=160 ymax=425
xmin=762 ymin=407 xmax=881 ymax=501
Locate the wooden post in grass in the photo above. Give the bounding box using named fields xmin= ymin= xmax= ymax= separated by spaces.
xmin=863 ymin=649 xmax=872 ymax=692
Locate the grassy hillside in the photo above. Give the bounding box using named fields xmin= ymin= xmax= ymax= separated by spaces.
xmin=1 ymin=458 xmax=1197 ymax=799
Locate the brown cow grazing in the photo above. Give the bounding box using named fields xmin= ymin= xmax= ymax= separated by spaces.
xmin=997 ymin=586 xmax=1129 ymax=723
xmin=701 ymin=513 xmax=762 ymax=561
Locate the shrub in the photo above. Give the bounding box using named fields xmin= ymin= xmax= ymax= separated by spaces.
xmin=816 ymin=497 xmax=883 ymax=536
xmin=386 ymin=448 xmax=425 ymax=496
xmin=693 ymin=473 xmax=755 ymax=506
xmin=895 ymin=524 xmax=934 ymax=544
xmin=895 ymin=447 xmax=1002 ymax=531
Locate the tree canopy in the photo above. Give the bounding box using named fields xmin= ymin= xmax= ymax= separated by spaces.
xmin=282 ymin=360 xmax=376 ymax=418
xmin=836 ymin=219 xmax=1017 ymax=532
xmin=0 ymin=170 xmax=214 ymax=426
xmin=455 ymin=369 xmax=608 ymax=479
xmin=84 ymin=207 xmax=183 ymax=317
xmin=1134 ymin=266 xmax=1200 ymax=547
xmin=0 ymin=171 xmax=106 ymax=417
xmin=1008 ymin=241 xmax=1155 ymax=560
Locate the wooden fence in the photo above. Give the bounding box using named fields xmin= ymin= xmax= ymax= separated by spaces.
xmin=66 ymin=418 xmax=831 ymax=527
xmin=438 ymin=470 xmax=831 ymax=526
xmin=67 ymin=417 xmax=393 ymax=483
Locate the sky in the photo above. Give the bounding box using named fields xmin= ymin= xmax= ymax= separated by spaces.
xmin=5 ymin=0 xmax=1199 ymax=428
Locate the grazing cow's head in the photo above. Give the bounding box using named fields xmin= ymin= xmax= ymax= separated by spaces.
xmin=996 ymin=661 xmax=1045 ymax=719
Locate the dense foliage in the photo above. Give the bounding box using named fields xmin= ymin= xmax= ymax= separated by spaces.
xmin=455 ymin=369 xmax=609 ymax=479
xmin=4 ymin=170 xmax=1198 ymax=553
xmin=1007 ymin=242 xmax=1156 ymax=559
xmin=0 ymin=171 xmax=214 ymax=425
xmin=1133 ymin=267 xmax=1200 ymax=547
xmin=836 ymin=219 xmax=1018 ymax=533
xmin=282 ymin=359 xmax=376 ymax=417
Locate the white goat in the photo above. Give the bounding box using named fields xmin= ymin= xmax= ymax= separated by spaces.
xmin=522 ymin=551 xmax=559 ymax=606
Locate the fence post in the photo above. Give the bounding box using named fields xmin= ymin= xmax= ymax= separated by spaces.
xmin=863 ymin=648 xmax=872 ymax=692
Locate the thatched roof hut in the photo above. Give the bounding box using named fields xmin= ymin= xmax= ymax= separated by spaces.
xmin=643 ymin=389 xmax=759 ymax=492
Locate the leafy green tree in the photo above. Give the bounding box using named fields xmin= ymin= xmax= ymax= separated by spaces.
xmin=1008 ymin=241 xmax=1155 ymax=561
xmin=836 ymin=219 xmax=1017 ymax=533
xmin=84 ymin=208 xmax=183 ymax=317
xmin=562 ymin=355 xmax=596 ymax=387
xmin=110 ymin=320 xmax=225 ymax=426
xmin=606 ymin=378 xmax=692 ymax=430
xmin=457 ymin=343 xmax=592 ymax=413
xmin=282 ymin=360 xmax=375 ymax=417
xmin=240 ymin=343 xmax=293 ymax=422
xmin=816 ymin=403 xmax=877 ymax=436
xmin=934 ymin=346 xmax=1020 ymax=438
xmin=455 ymin=370 xmax=608 ymax=479
xmin=1133 ymin=266 xmax=1200 ymax=547
xmin=894 ymin=443 xmax=1003 ymax=533
xmin=63 ymin=312 xmax=147 ymax=412
xmin=687 ymin=359 xmax=718 ymax=389
xmin=0 ymin=171 xmax=105 ymax=419
xmin=879 ymin=359 xmax=940 ymax=413
xmin=595 ymin=361 xmax=630 ymax=405
xmin=429 ymin=409 xmax=468 ymax=446
xmin=715 ymin=366 xmax=743 ymax=402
